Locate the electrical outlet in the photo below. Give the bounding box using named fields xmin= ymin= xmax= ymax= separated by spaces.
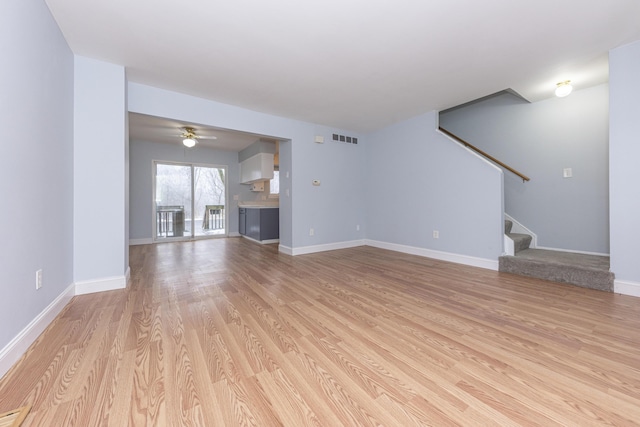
xmin=36 ymin=269 xmax=43 ymax=290
xmin=309 ymin=228 xmax=314 ymax=236
xmin=433 ymin=230 xmax=439 ymax=239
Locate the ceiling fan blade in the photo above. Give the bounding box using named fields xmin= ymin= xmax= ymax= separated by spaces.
xmin=196 ymin=135 xmax=218 ymax=140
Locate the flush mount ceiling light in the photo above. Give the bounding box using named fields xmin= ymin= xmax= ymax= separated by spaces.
xmin=555 ymin=80 xmax=573 ymax=98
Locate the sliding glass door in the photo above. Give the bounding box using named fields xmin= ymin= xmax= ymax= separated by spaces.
xmin=154 ymin=161 xmax=227 ymax=241
xmin=194 ymin=166 xmax=226 ymax=237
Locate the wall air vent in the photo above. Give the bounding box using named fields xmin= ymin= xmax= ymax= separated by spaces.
xmin=332 ymin=133 xmax=358 ymax=144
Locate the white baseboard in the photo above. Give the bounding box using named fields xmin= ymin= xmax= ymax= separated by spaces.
xmin=129 ymin=238 xmax=152 ymax=246
xmin=614 ymin=279 xmax=640 ymax=298
xmin=289 ymin=240 xmax=366 ymax=256
xmin=278 ymin=244 xmax=293 ymax=255
xmin=0 ymin=283 xmax=75 ymax=379
xmin=125 ymin=266 xmax=131 ymax=289
xmin=228 ymin=232 xmax=241 ymax=237
xmin=75 ymin=272 xmax=128 ymax=295
xmin=241 ymin=235 xmax=279 ymax=245
xmin=278 ymin=238 xmax=497 ymax=270
xmin=365 ymin=239 xmax=499 ymax=271
xmin=535 ymin=246 xmax=610 ymax=257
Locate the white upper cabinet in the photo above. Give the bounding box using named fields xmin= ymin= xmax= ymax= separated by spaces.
xmin=240 ymin=153 xmax=274 ymax=184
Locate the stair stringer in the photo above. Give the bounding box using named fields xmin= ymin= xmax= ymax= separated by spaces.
xmin=504 ymin=213 xmax=537 ymax=248
xmin=503 ymin=234 xmax=515 ymax=256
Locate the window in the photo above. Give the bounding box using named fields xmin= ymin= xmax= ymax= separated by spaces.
xmin=270 ymin=170 xmax=280 ymax=196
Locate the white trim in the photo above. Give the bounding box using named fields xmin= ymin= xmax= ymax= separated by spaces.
xmin=278 ymin=244 xmax=293 ymax=255
xmin=0 ymin=283 xmax=75 ymax=379
xmin=614 ymin=279 xmax=640 ymax=298
xmin=290 ymin=240 xmax=365 ymax=256
xmin=503 ymin=234 xmax=515 ymax=256
xmin=535 ymin=246 xmax=610 ymax=257
xmin=75 ymin=273 xmax=127 ymax=295
xmin=438 ymin=128 xmax=504 ymax=175
xmin=504 ymin=213 xmax=538 ymax=248
xmin=241 ymin=235 xmax=280 ymax=245
xmin=129 ymin=238 xmax=153 ymax=246
xmin=259 ymin=239 xmax=280 ymax=245
xmin=228 ymin=232 xmax=241 ymax=237
xmin=365 ymin=239 xmax=499 ymax=271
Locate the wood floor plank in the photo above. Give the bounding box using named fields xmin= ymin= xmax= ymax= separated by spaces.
xmin=1 ymin=238 xmax=640 ymax=426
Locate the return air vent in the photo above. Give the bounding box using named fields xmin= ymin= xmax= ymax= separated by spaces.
xmin=332 ymin=133 xmax=358 ymax=144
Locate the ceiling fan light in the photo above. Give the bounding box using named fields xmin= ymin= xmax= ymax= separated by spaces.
xmin=183 ymin=138 xmax=196 ymax=148
xmin=555 ymin=80 xmax=573 ymax=97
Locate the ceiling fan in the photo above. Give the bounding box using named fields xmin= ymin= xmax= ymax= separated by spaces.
xmin=179 ymin=126 xmax=217 ymax=148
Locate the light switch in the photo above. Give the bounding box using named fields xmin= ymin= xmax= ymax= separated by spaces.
xmin=315 ymin=135 xmax=324 ymax=144
xmin=563 ymin=168 xmax=572 ymax=178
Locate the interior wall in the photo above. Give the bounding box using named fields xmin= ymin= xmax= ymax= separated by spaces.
xmin=365 ymin=112 xmax=504 ymax=262
xmin=0 ymin=0 xmax=74 ymax=350
xmin=74 ymin=56 xmax=128 ymax=282
xmin=610 ymin=39 xmax=640 ymax=294
xmin=127 ymin=83 xmax=366 ymax=251
xmin=439 ymin=85 xmax=610 ymax=254
xmin=292 ymin=123 xmax=366 ymax=249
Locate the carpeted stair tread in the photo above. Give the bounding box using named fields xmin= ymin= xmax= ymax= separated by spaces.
xmin=511 ymin=248 xmax=610 ymax=269
xmin=504 ymin=220 xmax=513 ymax=234
xmin=499 ymin=249 xmax=613 ymax=292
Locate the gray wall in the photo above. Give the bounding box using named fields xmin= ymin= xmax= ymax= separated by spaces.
xmin=130 ymin=139 xmax=258 ymax=239
xmin=0 ymin=0 xmax=74 ymax=348
xmin=439 ymin=85 xmax=610 ymax=254
xmin=365 ymin=112 xmax=504 ymax=261
xmin=610 ymin=39 xmax=640 ymax=288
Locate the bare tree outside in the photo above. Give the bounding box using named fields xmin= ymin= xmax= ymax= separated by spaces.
xmin=155 ymin=162 xmax=227 ymax=238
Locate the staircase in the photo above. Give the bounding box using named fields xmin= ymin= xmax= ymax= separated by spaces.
xmin=499 ymin=220 xmax=614 ymax=292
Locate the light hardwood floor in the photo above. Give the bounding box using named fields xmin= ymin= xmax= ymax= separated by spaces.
xmin=1 ymin=238 xmax=639 ymax=426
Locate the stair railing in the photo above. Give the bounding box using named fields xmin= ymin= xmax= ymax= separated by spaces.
xmin=438 ymin=127 xmax=530 ymax=182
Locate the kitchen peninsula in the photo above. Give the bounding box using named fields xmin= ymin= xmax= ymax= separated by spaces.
xmin=238 ymin=204 xmax=279 ymax=244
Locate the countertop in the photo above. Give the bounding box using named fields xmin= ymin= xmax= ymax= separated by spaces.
xmin=239 ymin=204 xmax=279 ymax=209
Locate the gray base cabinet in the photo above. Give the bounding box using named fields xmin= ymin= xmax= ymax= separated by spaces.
xmin=240 ymin=208 xmax=279 ymax=241
xmin=239 ymin=208 xmax=246 ymax=235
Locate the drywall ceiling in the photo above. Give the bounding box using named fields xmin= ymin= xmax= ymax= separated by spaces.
xmin=46 ymin=0 xmax=640 ymax=133
xmin=128 ymin=113 xmax=273 ymax=151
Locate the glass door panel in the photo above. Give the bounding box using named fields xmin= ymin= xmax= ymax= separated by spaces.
xmin=155 ymin=163 xmax=192 ymax=240
xmin=194 ymin=166 xmax=226 ymax=236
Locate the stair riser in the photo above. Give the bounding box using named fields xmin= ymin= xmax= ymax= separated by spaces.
xmin=498 ymin=256 xmax=614 ymax=292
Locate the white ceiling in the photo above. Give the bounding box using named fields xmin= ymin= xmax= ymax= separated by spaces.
xmin=46 ymin=0 xmax=640 ymax=137
xmin=128 ymin=113 xmax=272 ymax=152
